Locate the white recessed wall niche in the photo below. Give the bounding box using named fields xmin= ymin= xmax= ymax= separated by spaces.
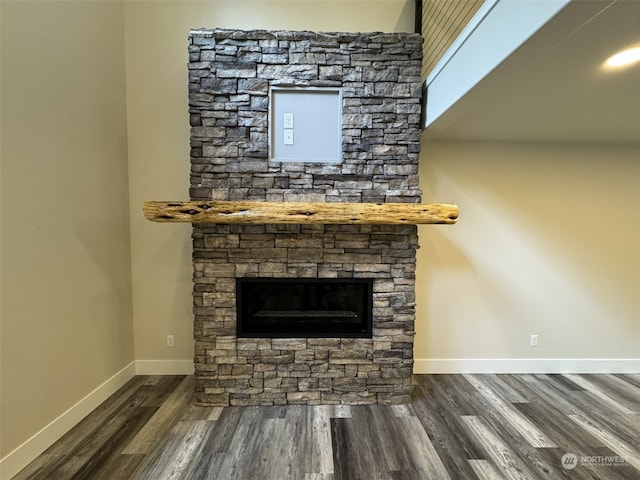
xmin=270 ymin=87 xmax=342 ymax=163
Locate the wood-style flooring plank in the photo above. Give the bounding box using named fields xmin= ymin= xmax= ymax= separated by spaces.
xmin=331 ymin=409 xmax=394 ymax=479
xmin=307 ymin=406 xmax=335 ymax=476
xmin=140 ymin=375 xmax=186 ymax=407
xmin=503 ymin=374 xmax=585 ymax=415
xmin=11 ymin=377 xmax=153 ymax=480
xmin=121 ymin=376 xmax=193 ymax=454
xmin=250 ymin=406 xmax=309 ymax=480
xmin=181 ymin=404 xmax=223 ymax=421
xmin=418 ymin=374 xmax=487 ymax=416
xmin=461 ymin=415 xmax=541 ymax=480
xmin=461 ymin=395 xmax=567 ymax=479
xmin=477 ymin=374 xmax=530 ymax=404
xmin=130 ymin=420 xmax=212 ymax=480
xmin=330 ymin=404 xmax=352 ymax=418
xmin=512 ymin=401 xmax=607 ymax=452
xmin=68 ymin=406 xmax=157 ymax=480
xmin=563 ymin=374 xmax=638 ymax=416
xmin=88 ymin=454 xmax=146 ymax=480
xmin=283 ymin=405 xmax=314 ymax=478
xmin=330 ymin=417 xmax=356 ymax=480
xmin=368 ymin=406 xmax=416 ymax=473
xmin=464 ymin=374 xmax=557 ymax=448
xmin=468 ymin=459 xmax=508 ymax=480
xmin=395 ymin=414 xmax=452 ymax=479
xmin=568 ymin=412 xmax=640 ymax=471
xmin=587 ymin=373 xmax=640 ymax=406
xmin=304 ymin=473 xmax=335 ymax=480
xmin=198 ymin=406 xmax=245 ymax=455
xmin=616 ymin=373 xmax=640 ymax=389
xmin=23 ymin=382 xmax=157 ymax=480
xmin=546 ymin=373 xmax=588 ymax=392
xmin=203 ymin=406 xmax=266 ymax=479
xmin=566 ymin=390 xmax=640 ymax=446
xmin=482 ymin=374 xmax=639 ymax=479
xmin=411 ymin=376 xmax=485 ymax=479
xmin=246 ymin=417 xmax=287 ymax=479
xmin=533 ymin=447 xmax=622 ymax=480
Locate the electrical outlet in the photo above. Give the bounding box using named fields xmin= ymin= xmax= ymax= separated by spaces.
xmin=166 ymin=335 xmax=175 ymax=348
xmin=530 ymin=334 xmax=538 ymax=347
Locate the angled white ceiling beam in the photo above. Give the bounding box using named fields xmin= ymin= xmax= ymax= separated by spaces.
xmin=424 ymin=0 xmax=583 ymax=130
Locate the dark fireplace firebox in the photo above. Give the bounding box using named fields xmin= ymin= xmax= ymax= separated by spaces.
xmin=237 ymin=278 xmax=373 ymax=338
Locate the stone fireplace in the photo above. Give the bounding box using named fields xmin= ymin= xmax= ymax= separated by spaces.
xmin=188 ymin=28 xmax=423 ymax=406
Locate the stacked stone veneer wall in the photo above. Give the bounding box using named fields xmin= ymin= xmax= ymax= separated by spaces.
xmin=188 ymin=28 xmax=423 ymax=406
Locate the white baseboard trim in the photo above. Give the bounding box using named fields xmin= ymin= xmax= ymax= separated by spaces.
xmin=134 ymin=359 xmax=194 ymax=375
xmin=414 ymin=358 xmax=640 ymax=374
xmin=0 ymin=362 xmax=136 ymax=480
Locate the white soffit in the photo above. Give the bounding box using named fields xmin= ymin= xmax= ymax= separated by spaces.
xmin=423 ymin=0 xmax=571 ymax=128
xmin=423 ymin=0 xmax=639 ymax=145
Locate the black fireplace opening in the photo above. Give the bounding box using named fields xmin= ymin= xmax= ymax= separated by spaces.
xmin=237 ymin=278 xmax=373 ymax=338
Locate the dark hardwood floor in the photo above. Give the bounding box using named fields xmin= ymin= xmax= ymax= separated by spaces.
xmin=12 ymin=373 xmax=639 ymax=479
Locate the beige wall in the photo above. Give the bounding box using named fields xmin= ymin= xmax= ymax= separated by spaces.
xmin=125 ymin=0 xmax=416 ymax=362
xmin=416 ymin=141 xmax=640 ymax=365
xmin=1 ymin=0 xmax=133 ymax=459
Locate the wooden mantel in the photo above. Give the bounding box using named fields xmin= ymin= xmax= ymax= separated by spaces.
xmin=143 ymin=201 xmax=459 ymax=225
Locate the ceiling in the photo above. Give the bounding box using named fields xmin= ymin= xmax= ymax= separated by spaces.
xmin=423 ymin=0 xmax=640 ymax=145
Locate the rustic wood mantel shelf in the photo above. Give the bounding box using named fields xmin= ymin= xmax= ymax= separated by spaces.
xmin=143 ymin=201 xmax=459 ymax=225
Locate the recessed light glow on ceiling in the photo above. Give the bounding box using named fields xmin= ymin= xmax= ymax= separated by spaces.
xmin=604 ymin=46 xmax=640 ymax=69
